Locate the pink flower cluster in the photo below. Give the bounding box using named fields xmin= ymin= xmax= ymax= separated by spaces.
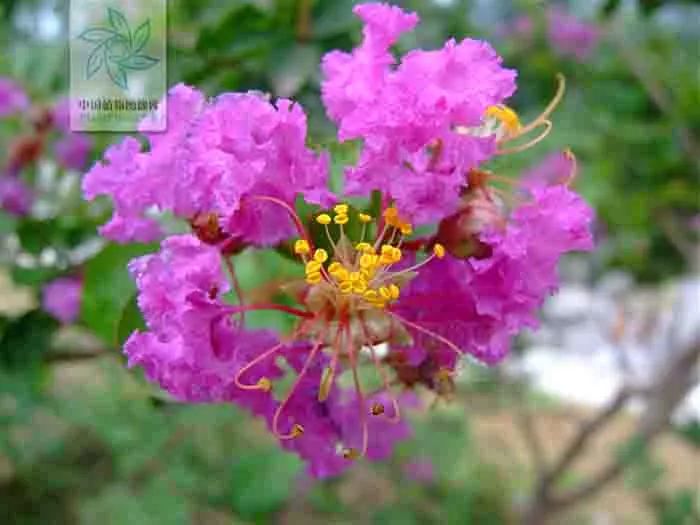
xmin=83 ymin=85 xmax=331 ymax=244
xmin=83 ymin=3 xmax=595 ymax=477
xmin=42 ymin=276 xmax=83 ymax=324
xmin=323 ymin=4 xmax=516 ymax=224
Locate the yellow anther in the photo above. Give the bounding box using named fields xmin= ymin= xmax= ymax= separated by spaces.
xmin=334 ymin=214 xmax=349 ymax=225
xmin=318 ymin=366 xmax=334 ymax=402
xmin=360 ymin=268 xmax=375 ymax=281
xmin=256 ymin=377 xmax=272 ymax=392
xmin=399 ymin=223 xmax=413 ymax=235
xmin=290 ymin=423 xmax=304 ymax=438
xmin=391 ymin=247 xmax=402 ymax=262
xmin=371 ymin=403 xmax=385 ymax=416
xmin=306 ymin=271 xmax=322 ymax=284
xmin=389 ymin=283 xmax=400 ymax=299
xmin=364 ymin=290 xmax=379 ymax=302
xmin=294 ymin=239 xmax=310 ymax=255
xmin=383 ymin=207 xmax=399 ymax=224
xmin=334 ymin=203 xmax=349 ymax=215
xmin=358 ymin=213 xmax=372 ymax=223
xmin=313 ymin=248 xmax=329 ymax=263
xmin=360 ymin=253 xmax=376 ymax=269
xmin=328 ymin=261 xmax=343 ymax=274
xmin=486 ymin=104 xmax=521 ymax=134
xmin=339 ymin=280 xmax=353 ymax=294
xmin=333 ymin=267 xmax=350 ymax=281
xmin=433 ymin=243 xmax=446 ymax=259
xmin=355 ymin=242 xmax=374 ymax=254
xmin=316 ymin=214 xmax=331 ymax=225
xmin=381 ymin=244 xmax=393 ymax=255
xmin=353 ymin=280 xmax=368 ymax=294
xmin=347 ymin=271 xmax=360 ymax=282
xmin=342 ymin=448 xmax=360 ymax=460
xmin=306 ymin=260 xmax=322 ymax=274
xmin=379 ymin=286 xmax=392 ymax=300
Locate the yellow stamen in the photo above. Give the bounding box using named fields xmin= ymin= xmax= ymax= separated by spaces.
xmin=358 ymin=213 xmax=372 ymax=223
xmin=313 ymin=248 xmax=328 ymax=263
xmin=290 ymin=423 xmax=304 ymax=438
xmin=486 ymin=104 xmax=521 ymax=135
xmin=316 ymin=214 xmax=331 ymax=225
xmin=306 ymin=271 xmax=322 ymax=284
xmin=334 ymin=214 xmax=349 ymax=225
xmin=294 ymin=239 xmax=310 ymax=255
xmin=334 ymin=203 xmax=349 ymax=215
xmin=306 ymin=260 xmax=322 ymax=274
xmin=433 ymin=243 xmax=446 ymax=259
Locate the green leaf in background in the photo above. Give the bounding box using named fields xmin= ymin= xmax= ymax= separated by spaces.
xmin=269 ymin=43 xmax=321 ymax=97
xmin=81 ymin=242 xmax=156 ymax=345
xmin=118 ymin=54 xmax=159 ymax=71
xmin=115 ymin=293 xmax=146 ymax=347
xmin=229 ymin=449 xmax=301 ymax=520
xmin=0 ymin=310 xmax=58 ymax=370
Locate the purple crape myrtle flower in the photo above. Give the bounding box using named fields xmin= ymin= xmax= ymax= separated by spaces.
xmin=0 ymin=77 xmax=29 ymax=118
xmin=42 ymin=276 xmax=82 ymax=324
xmin=55 ymin=132 xmax=93 ymax=171
xmin=94 ymin=2 xmax=597 ymax=478
xmin=82 ymin=84 xmax=332 ymax=246
xmin=547 ymin=6 xmax=600 ymax=62
xmin=321 ymin=3 xmax=517 ymax=224
xmin=520 ymin=149 xmax=577 ymax=190
xmin=0 ymin=176 xmax=33 ymax=216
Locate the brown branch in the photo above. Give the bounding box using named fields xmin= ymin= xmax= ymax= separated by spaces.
xmin=295 ymin=0 xmax=312 ymax=42
xmin=522 ymin=340 xmax=700 ymax=523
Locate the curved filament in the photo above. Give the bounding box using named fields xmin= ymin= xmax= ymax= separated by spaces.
xmin=272 ymin=338 xmax=324 ymax=439
xmin=498 ymin=120 xmax=552 ymax=155
xmin=387 ymin=311 xmax=464 ymax=359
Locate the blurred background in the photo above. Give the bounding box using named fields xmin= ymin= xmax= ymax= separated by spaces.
xmin=0 ymin=0 xmax=698 ymax=523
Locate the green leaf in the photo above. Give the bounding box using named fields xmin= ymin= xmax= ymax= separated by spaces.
xmin=118 ymin=54 xmax=159 ymax=71
xmin=229 ymin=450 xmax=301 ymax=519
xmin=0 ymin=310 xmax=59 ymax=370
xmin=131 ymin=20 xmax=150 ymax=54
xmin=78 ymin=28 xmax=117 ymax=43
xmin=268 ymin=43 xmax=320 ymax=97
xmin=115 ymin=294 xmax=146 ymax=347
xmin=107 ymin=7 xmax=131 ymax=43
xmin=81 ymin=242 xmax=156 ymax=345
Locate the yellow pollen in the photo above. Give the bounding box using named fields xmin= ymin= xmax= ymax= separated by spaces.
xmin=348 ymin=271 xmax=361 ymax=282
xmin=313 ymin=248 xmax=329 ymax=263
xmin=306 ymin=271 xmax=322 ymax=284
xmin=400 ymin=223 xmax=413 ymax=235
xmin=290 ymin=423 xmax=304 ymax=438
xmin=486 ymin=104 xmax=521 ymax=134
xmin=364 ymin=290 xmax=379 ymax=301
xmin=371 ymin=403 xmax=385 ymax=416
xmin=306 ymin=260 xmax=322 ymax=274
xmin=355 ymin=242 xmax=374 ymax=254
xmin=256 ymin=377 xmax=272 ymax=392
xmin=328 ymin=261 xmax=342 ymax=274
xmin=358 ymin=213 xmax=372 ymax=223
xmin=379 ymin=286 xmax=392 ymax=300
xmin=359 ymin=253 xmax=375 ymax=269
xmin=353 ymin=280 xmax=368 ymax=294
xmin=389 ymin=284 xmax=400 ymax=299
xmin=342 ymin=448 xmax=360 ymax=460
xmin=433 ymin=243 xmax=446 ymax=259
xmin=339 ymin=281 xmax=353 ymax=294
xmin=333 ymin=214 xmax=349 ymax=225
xmin=316 ymin=214 xmax=331 ymax=225
xmin=334 ymin=203 xmax=349 ymax=215
xmin=294 ymin=239 xmax=310 ymax=255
